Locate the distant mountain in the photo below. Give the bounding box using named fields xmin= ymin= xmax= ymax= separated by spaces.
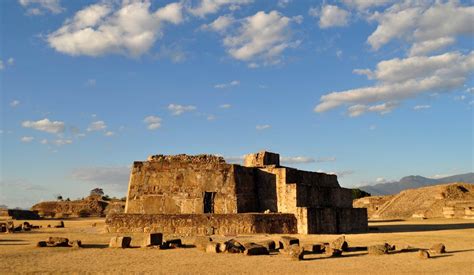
xmin=359 ymin=172 xmax=474 ymax=195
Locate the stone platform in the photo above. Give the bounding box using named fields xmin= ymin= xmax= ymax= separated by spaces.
xmin=105 ymin=213 xmax=297 ymax=235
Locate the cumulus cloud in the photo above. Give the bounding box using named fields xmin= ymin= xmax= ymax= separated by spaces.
xmin=144 ymin=115 xmax=162 ymax=130
xmin=168 ymin=104 xmax=196 ymax=116
xmin=18 ymin=0 xmax=64 ymax=15
xmin=20 ymin=136 xmax=34 ymax=143
xmin=312 ymin=5 xmax=350 ymax=28
xmin=281 ymin=156 xmax=315 ymax=164
xmin=22 ymin=118 xmax=65 ymax=134
xmin=47 ymin=1 xmax=183 ymax=57
xmin=188 ymin=0 xmax=253 ymax=17
xmin=367 ymin=1 xmax=474 ymax=55
xmin=201 ymin=14 xmax=235 ymax=32
xmin=87 ymin=120 xmax=107 ymax=132
xmin=222 ymin=10 xmax=301 ymax=65
xmin=104 ymin=131 xmax=115 ymax=137
xmin=256 ymin=124 xmax=271 ymax=130
xmin=315 ymin=51 xmax=474 ymax=116
xmin=277 ymin=0 xmax=292 ymax=8
xmin=70 ymin=166 xmax=130 ymax=191
xmin=214 ymin=80 xmax=239 ymax=89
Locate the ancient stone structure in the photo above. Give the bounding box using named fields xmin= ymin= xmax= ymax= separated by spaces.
xmin=106 ymin=151 xmax=368 ymax=234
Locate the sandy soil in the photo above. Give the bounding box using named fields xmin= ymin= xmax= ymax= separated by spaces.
xmin=1 ymin=218 xmax=473 ymax=274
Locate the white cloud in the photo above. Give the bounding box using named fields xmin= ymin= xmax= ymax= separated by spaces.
xmin=256 ymin=124 xmax=271 ymax=130
xmin=315 ymin=51 xmax=474 ymax=116
xmin=214 ymin=80 xmax=240 ymax=89
xmin=281 ymin=156 xmax=315 ymax=164
xmin=222 ymin=10 xmax=301 ymax=65
xmin=409 ymin=36 xmax=455 ymax=56
xmin=18 ymin=0 xmax=64 ymax=15
xmin=206 ymin=115 xmax=216 ymax=121
xmin=104 ymin=131 xmax=115 ymax=137
xmin=201 ymin=14 xmax=235 ymax=32
xmin=51 ymin=138 xmax=73 ymax=146
xmin=367 ymin=1 xmax=474 ymax=55
xmin=20 ymin=136 xmax=34 ymax=143
xmin=7 ymin=57 xmax=14 ymax=65
xmin=342 ymin=0 xmax=393 ymax=10
xmin=10 ymin=100 xmax=20 ymax=107
xmin=188 ymin=0 xmax=253 ymax=17
xmin=223 ymin=155 xmax=244 ymax=163
xmin=144 ymin=115 xmax=162 ymax=130
xmin=413 ymin=104 xmax=431 ymax=110
xmin=70 ymin=166 xmax=130 ymax=191
xmin=22 ymin=118 xmax=65 ymax=134
xmin=277 ymin=0 xmax=292 ymax=8
xmin=316 ymin=156 xmax=336 ymax=163
xmin=47 ymin=1 xmax=183 ymax=57
xmin=87 ymin=120 xmax=107 ymax=132
xmin=347 ymin=101 xmax=398 ymax=117
xmin=315 ymin=5 xmax=350 ymax=28
xmin=168 ymin=104 xmax=197 ymax=115
xmin=219 ymin=104 xmax=232 ymax=109
xmin=375 ymin=177 xmax=387 ymax=183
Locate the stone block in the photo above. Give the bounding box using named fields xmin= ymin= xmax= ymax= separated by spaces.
xmin=47 ymin=237 xmax=70 ymax=247
xmin=243 ymin=243 xmax=269 ymax=256
xmin=69 ymin=240 xmax=82 ymax=248
xmin=109 ymin=236 xmax=132 ymax=248
xmin=303 ymin=243 xmax=325 ymax=254
xmin=256 ymin=240 xmax=276 ymax=251
xmin=224 ymin=239 xmax=245 ymax=253
xmin=279 ymin=236 xmax=299 ymax=250
xmin=243 ymin=151 xmax=280 ymax=167
xmin=163 ymin=238 xmax=182 ymax=248
xmin=368 ymin=245 xmax=388 ymax=255
xmin=418 ymin=250 xmax=430 ymax=259
xmin=325 ymin=247 xmax=342 ymax=257
xmin=430 ymin=243 xmax=446 ymax=254
xmin=287 ymin=244 xmax=305 ymax=261
xmin=142 ymin=233 xmax=163 ymax=247
xmin=330 ymin=236 xmax=348 ymax=251
xmin=205 ymin=242 xmax=220 ymax=253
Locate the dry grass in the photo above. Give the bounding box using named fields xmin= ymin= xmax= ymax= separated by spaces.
xmin=1 ymin=218 xmax=473 ymax=274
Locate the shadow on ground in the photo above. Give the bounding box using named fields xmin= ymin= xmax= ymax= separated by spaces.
xmin=370 ymin=222 xmax=474 ymax=233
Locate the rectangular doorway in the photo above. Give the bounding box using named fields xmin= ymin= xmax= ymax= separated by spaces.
xmin=203 ymin=192 xmax=216 ymax=213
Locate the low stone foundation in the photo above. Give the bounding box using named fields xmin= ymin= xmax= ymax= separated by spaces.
xmin=306 ymin=208 xmax=368 ymax=234
xmin=105 ymin=213 xmax=297 ymax=235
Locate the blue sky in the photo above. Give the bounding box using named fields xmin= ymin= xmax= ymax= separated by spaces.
xmin=1 ymin=0 xmax=473 ymax=208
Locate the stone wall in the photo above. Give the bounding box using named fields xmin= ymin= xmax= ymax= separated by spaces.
xmin=106 ymin=213 xmax=297 ymax=235
xmin=0 ymin=209 xmax=39 ymax=220
xmin=306 ymin=208 xmax=368 ymax=234
xmin=125 ymin=156 xmax=240 ymax=214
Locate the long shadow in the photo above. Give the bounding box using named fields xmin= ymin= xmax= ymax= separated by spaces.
xmin=81 ymin=244 xmax=109 ymax=249
xmin=446 ymin=249 xmax=474 ymax=253
xmin=0 ymin=239 xmax=25 ymax=242
xmin=302 ymin=252 xmax=367 ymax=261
xmin=0 ymin=243 xmax=29 ymax=246
xmin=371 ymin=222 xmax=474 ymax=233
xmin=369 ymin=219 xmax=405 ymax=223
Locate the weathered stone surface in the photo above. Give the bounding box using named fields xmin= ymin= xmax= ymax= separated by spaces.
xmin=106 ymin=213 xmax=297 ymax=235
xmin=109 ymin=236 xmax=132 ymax=248
xmin=368 ymin=245 xmax=389 ymax=255
xmin=331 ymin=236 xmax=348 ymax=251
xmin=114 ymin=151 xmax=367 ymax=235
xmin=418 ymin=250 xmax=430 ymax=259
xmin=280 ymin=236 xmax=299 ymax=250
xmin=256 ymin=240 xmax=276 ymax=251
xmin=287 ymin=244 xmax=305 ymax=261
xmin=430 ymin=243 xmax=446 ymax=254
xmin=243 ymin=243 xmax=269 ymax=256
xmin=69 ymin=240 xmax=82 ymax=248
xmin=224 ymin=239 xmax=245 ymax=253
xmin=47 ymin=237 xmax=70 ymax=247
xmin=142 ymin=233 xmax=163 ymax=247
xmin=244 ymin=151 xmax=280 ymax=167
xmin=303 ymin=243 xmax=325 ymax=254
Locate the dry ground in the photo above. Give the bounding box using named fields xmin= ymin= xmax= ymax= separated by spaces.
xmin=1 ymin=218 xmax=473 ymax=274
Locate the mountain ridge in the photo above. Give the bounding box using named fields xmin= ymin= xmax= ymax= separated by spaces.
xmin=358 ymin=172 xmax=474 ymax=195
